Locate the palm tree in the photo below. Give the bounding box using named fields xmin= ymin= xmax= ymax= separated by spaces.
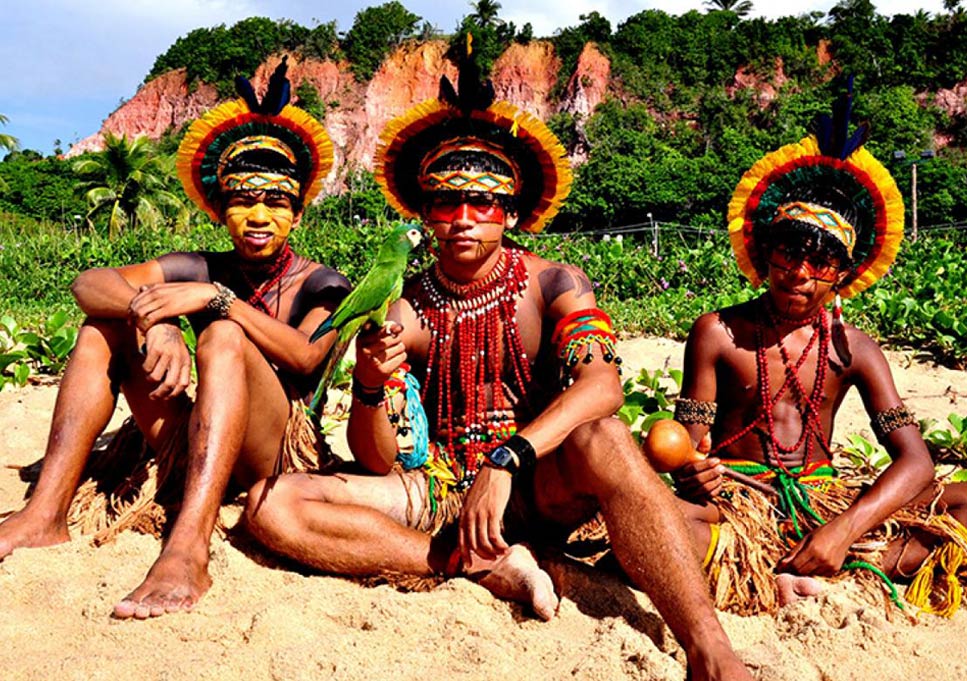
xmin=0 ymin=114 xmax=20 ymax=153
xmin=704 ymin=0 xmax=754 ymax=18
xmin=72 ymin=133 xmax=187 ymax=237
xmin=470 ymin=0 xmax=504 ymax=28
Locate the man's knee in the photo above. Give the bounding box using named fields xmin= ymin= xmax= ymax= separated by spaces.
xmin=562 ymin=417 xmax=645 ymax=492
xmin=244 ymin=476 xmax=300 ymax=547
xmin=196 ymin=319 xmax=247 ymax=361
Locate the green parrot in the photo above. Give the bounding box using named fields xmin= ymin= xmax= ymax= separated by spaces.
xmin=307 ymin=222 xmax=423 ymax=416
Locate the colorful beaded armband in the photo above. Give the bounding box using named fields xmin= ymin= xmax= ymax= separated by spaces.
xmin=871 ymin=404 xmax=917 ymax=440
xmin=674 ymin=398 xmax=717 ymax=426
xmin=551 ymin=308 xmax=621 ymax=383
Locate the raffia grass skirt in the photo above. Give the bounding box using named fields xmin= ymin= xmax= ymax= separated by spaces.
xmin=63 ymin=398 xmax=335 ymax=546
xmin=710 ymin=476 xmax=967 ymax=617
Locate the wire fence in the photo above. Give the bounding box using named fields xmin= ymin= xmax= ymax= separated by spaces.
xmin=532 ymin=218 xmax=967 ymax=239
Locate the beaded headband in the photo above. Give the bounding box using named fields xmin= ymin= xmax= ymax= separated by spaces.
xmin=772 ymin=201 xmax=856 ymax=258
xmin=728 ymin=79 xmax=903 ymax=300
xmin=375 ymin=36 xmax=571 ymax=233
xmin=418 ymin=139 xmax=518 ymax=196
xmin=177 ymin=57 xmax=333 ymax=222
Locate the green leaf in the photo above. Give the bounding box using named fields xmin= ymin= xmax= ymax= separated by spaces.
xmin=13 ymin=362 xmax=30 ymax=386
xmin=45 ymin=311 xmax=68 ymax=335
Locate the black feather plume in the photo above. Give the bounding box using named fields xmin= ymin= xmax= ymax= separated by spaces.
xmin=439 ymin=32 xmax=495 ymax=114
xmin=234 ymin=56 xmax=291 ymax=115
xmin=814 ymin=76 xmax=869 ymax=160
xmin=261 ymin=56 xmax=291 ymax=115
xmin=234 ymin=76 xmax=260 ymax=112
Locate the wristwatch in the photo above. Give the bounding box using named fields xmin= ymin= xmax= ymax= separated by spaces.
xmin=486 ymin=444 xmax=520 ymax=475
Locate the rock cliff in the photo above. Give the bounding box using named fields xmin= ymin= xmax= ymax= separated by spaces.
xmin=68 ymin=40 xmax=617 ymax=189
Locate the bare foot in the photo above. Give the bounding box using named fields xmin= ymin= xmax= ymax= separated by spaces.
xmin=465 ymin=543 xmax=559 ymax=621
xmin=0 ymin=509 xmax=71 ymax=560
xmin=113 ymin=548 xmax=212 ymax=619
xmin=776 ymin=572 xmax=823 ymax=606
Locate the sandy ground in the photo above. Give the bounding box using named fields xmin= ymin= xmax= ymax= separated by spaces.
xmin=1 ymin=336 xmax=965 ymax=681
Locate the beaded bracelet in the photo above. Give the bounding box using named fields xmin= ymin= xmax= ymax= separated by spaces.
xmin=206 ymin=282 xmax=237 ymax=319
xmin=871 ymin=404 xmax=917 ymax=440
xmin=351 ymin=377 xmax=386 ymax=408
xmin=674 ymin=397 xmax=718 ymax=426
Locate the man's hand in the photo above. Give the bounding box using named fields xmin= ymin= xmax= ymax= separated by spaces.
xmin=672 ymin=457 xmax=725 ymax=502
xmin=777 ymin=517 xmax=855 ymax=577
xmin=129 ymin=282 xmax=218 ymax=332
xmin=142 ymin=321 xmax=192 ymax=399
xmin=353 ymin=321 xmax=406 ymax=387
xmin=459 ymin=464 xmax=513 ymax=562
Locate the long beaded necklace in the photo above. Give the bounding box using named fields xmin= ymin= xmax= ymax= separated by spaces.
xmin=411 ymin=247 xmax=532 ymax=484
xmin=711 ymin=295 xmax=833 ymax=477
xmin=236 ymin=242 xmax=294 ymax=318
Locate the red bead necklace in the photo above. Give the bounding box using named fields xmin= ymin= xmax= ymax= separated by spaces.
xmin=411 ymin=247 xmax=532 ymax=483
xmin=711 ymin=296 xmax=833 ymax=476
xmin=237 ymin=243 xmax=294 ymax=318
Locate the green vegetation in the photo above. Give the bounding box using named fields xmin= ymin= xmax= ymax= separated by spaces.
xmin=344 ymin=2 xmax=422 ymax=80
xmin=72 ymin=134 xmax=188 ymax=237
xmin=448 ymin=0 xmax=527 ymax=77
xmin=2 ymin=209 xmax=964 ymax=371
xmin=5 ymin=3 xmax=967 ymax=385
xmin=146 ymin=17 xmax=312 ymax=97
xmin=0 ymin=114 xmax=19 ymax=154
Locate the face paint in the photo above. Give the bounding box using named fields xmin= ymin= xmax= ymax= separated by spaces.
xmin=223 ymin=191 xmax=298 ymax=261
xmin=423 ymin=194 xmax=514 ymax=266
xmin=425 ymin=195 xmax=506 ymax=225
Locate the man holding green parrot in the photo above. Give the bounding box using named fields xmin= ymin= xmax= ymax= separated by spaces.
xmin=245 ymin=52 xmax=751 ymax=681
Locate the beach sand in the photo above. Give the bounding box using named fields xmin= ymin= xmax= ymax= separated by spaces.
xmin=1 ymin=336 xmax=965 ymax=680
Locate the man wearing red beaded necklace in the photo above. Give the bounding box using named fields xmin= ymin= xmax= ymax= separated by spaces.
xmin=0 ymin=63 xmax=351 ymax=620
xmin=672 ymin=89 xmax=967 ymax=616
xmin=245 ymin=49 xmax=752 ymax=681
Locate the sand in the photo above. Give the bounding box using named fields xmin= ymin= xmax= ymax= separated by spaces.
xmin=1 ymin=336 xmax=965 ymax=681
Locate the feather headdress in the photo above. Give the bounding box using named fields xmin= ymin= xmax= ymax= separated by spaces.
xmin=176 ymin=57 xmax=333 ymax=221
xmin=374 ymin=35 xmax=571 ymax=234
xmin=727 ymin=78 xmax=904 ymax=300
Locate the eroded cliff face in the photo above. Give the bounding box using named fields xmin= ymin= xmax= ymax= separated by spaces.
xmin=69 ymin=69 xmax=220 ymax=156
xmin=67 ymin=39 xmax=862 ymax=188
xmin=68 ymin=40 xmax=583 ymax=190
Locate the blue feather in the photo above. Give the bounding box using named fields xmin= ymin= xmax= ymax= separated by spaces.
xmin=234 ymin=76 xmax=260 ymax=112
xmin=815 ymin=76 xmax=869 ymax=160
xmin=234 ymin=56 xmax=291 ymax=115
xmin=261 ymin=56 xmax=291 ymax=115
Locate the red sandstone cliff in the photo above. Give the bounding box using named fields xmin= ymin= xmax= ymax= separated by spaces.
xmin=68 ymin=39 xmax=853 ymax=189
xmin=68 ymin=40 xmax=586 ymax=192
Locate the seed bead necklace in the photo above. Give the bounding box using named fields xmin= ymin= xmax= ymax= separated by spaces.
xmin=711 ymin=295 xmax=833 ymax=477
xmin=411 ymin=247 xmax=532 ymax=483
xmin=236 ymin=242 xmax=294 ymax=318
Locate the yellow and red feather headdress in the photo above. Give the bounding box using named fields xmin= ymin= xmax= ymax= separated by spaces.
xmin=374 ymin=37 xmax=572 ymax=234
xmin=727 ymin=80 xmax=904 ymax=299
xmin=176 ymin=57 xmax=333 ymax=222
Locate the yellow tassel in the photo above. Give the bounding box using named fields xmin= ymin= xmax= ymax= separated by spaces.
xmin=905 ymin=541 xmax=966 ymax=617
xmin=466 ymin=32 xmax=473 ymax=56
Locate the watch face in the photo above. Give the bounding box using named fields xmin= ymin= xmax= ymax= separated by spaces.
xmin=488 ymin=446 xmax=513 ymax=468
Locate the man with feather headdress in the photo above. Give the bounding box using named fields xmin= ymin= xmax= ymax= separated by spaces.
xmin=0 ymin=60 xmax=351 ymax=619
xmin=671 ymin=82 xmax=967 ymax=617
xmin=244 ymin=44 xmax=751 ymax=681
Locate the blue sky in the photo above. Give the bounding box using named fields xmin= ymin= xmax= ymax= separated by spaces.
xmin=0 ymin=0 xmax=949 ymax=155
